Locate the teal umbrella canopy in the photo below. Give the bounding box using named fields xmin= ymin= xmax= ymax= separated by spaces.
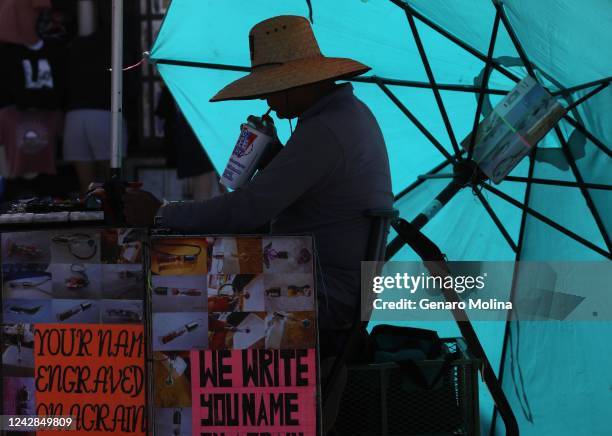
xmin=151 ymin=1 xmax=611 ymax=434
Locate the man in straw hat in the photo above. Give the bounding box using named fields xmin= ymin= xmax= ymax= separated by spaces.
xmin=125 ymin=15 xmax=393 ymax=352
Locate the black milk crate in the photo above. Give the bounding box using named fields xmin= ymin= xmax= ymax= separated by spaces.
xmin=335 ymin=338 xmax=480 ymax=436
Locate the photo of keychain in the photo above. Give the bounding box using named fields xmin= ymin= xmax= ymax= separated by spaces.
xmin=65 ymin=263 xmax=89 ymax=289
xmin=52 ymin=233 xmax=97 ymax=260
xmin=208 ymin=275 xmax=254 ymax=312
xmin=156 ymin=352 xmax=188 ymax=387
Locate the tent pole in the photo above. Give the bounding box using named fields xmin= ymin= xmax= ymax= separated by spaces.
xmin=386 ymin=161 xmax=483 ymax=259
xmin=405 ymin=11 xmax=462 ymax=159
xmin=490 ymin=151 xmax=535 ymax=435
xmin=482 ymin=184 xmax=611 ymax=259
xmin=376 ymin=82 xmax=455 ymax=162
xmin=417 ymin=173 xmax=454 ymax=180
xmin=110 ymin=0 xmax=124 ymax=176
xmin=552 ymin=76 xmax=612 ymax=96
xmin=390 ymin=0 xmax=521 ymax=83
xmin=152 ymin=58 xmax=508 ymax=94
xmin=556 ymin=127 xmax=612 ymax=252
xmin=473 ymin=188 xmax=518 ymax=252
xmin=390 ymin=217 xmax=520 ymax=436
xmin=503 ymin=176 xmax=612 ymax=191
xmin=352 ymin=76 xmax=508 ymax=94
xmin=563 ymin=82 xmax=609 ymax=112
xmin=493 ymin=1 xmax=535 ymax=77
xmin=395 ymin=160 xmax=454 ymax=201
xmin=563 ymin=115 xmax=611 ymax=157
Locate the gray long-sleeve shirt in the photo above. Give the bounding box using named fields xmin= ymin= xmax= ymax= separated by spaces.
xmin=160 ymin=83 xmax=393 ymax=330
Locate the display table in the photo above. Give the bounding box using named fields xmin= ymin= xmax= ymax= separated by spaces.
xmin=1 ymin=225 xmax=320 ymax=435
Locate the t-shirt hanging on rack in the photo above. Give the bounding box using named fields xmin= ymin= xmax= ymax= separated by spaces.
xmin=0 ymin=105 xmax=61 ymax=178
xmin=1 ymin=39 xmax=66 ymax=110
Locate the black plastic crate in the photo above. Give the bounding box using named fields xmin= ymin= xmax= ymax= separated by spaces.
xmin=335 ymin=338 xmax=480 ymax=436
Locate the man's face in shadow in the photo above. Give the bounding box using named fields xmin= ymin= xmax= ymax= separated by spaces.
xmin=264 ymin=80 xmax=336 ymax=119
xmin=265 ymin=88 xmax=300 ymax=119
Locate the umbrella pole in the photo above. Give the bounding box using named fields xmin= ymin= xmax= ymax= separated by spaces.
xmin=110 ymin=0 xmax=123 ymax=177
xmin=391 ymin=217 xmax=520 ymax=436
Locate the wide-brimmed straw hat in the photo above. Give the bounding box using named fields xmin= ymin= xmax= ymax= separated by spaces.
xmin=210 ymin=15 xmax=370 ymax=102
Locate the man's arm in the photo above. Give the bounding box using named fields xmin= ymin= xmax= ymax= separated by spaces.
xmin=158 ymin=119 xmax=342 ymax=233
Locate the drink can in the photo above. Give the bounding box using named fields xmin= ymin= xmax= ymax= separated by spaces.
xmin=220 ymin=115 xmax=276 ymax=190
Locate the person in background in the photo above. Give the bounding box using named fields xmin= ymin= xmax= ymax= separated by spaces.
xmin=0 ymin=1 xmax=67 ymax=198
xmin=62 ymin=8 xmax=127 ymax=193
xmin=156 ymin=86 xmax=225 ymax=201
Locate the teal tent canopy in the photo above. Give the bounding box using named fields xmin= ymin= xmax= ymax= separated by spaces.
xmin=150 ymin=1 xmax=611 ymax=434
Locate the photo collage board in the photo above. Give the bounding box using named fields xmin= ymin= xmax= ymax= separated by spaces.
xmin=150 ymin=235 xmax=319 ymax=436
xmin=1 ymin=227 xmax=147 ymax=435
xmin=1 ymin=230 xmax=319 ymax=435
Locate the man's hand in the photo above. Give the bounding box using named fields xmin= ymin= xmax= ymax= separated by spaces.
xmin=122 ymin=190 xmax=163 ymax=227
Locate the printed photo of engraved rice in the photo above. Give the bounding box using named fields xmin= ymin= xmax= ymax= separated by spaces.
xmin=263 ymin=273 xmax=315 ymax=312
xmin=3 ymin=298 xmax=53 ymax=324
xmin=101 ymin=228 xmax=145 ymax=264
xmin=207 ymin=273 xmax=265 ymax=312
xmin=101 ymin=263 xmax=144 ymax=299
xmin=262 ymin=236 xmax=313 ymax=273
xmin=264 ymin=310 xmax=316 ymax=349
xmin=51 ymin=299 xmax=100 ymax=324
xmin=1 ymin=323 xmax=35 ymax=376
xmin=2 ymin=264 xmax=53 ymax=299
xmin=100 ymin=299 xmax=143 ymax=324
xmin=209 ymin=237 xmax=263 ymax=274
xmin=1 ymin=231 xmax=52 ymax=264
xmin=3 ymin=377 xmax=36 ymax=415
xmin=2 ymin=232 xmax=53 ymax=300
xmin=150 ymin=238 xmax=208 ymax=275
xmin=208 ymin=312 xmax=266 ymax=350
xmin=152 ymin=312 xmax=208 ymax=351
xmin=152 ymin=275 xmax=207 ymax=313
xmin=154 ymin=407 xmax=192 ymax=436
